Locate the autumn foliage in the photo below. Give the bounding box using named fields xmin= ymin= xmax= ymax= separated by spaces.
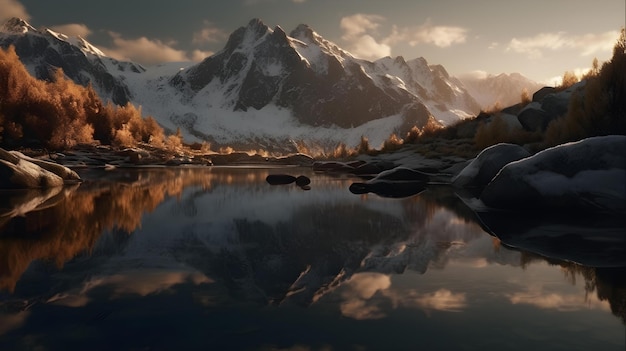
xmin=0 ymin=45 xmax=170 ymax=150
xmin=545 ymin=28 xmax=626 ymax=146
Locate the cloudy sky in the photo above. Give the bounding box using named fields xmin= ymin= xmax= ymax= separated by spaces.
xmin=2 ymin=0 xmax=624 ymax=84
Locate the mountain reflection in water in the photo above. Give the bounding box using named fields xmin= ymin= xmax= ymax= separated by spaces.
xmin=0 ymin=167 xmax=624 ymax=351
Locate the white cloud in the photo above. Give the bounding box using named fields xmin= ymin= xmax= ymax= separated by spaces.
xmin=506 ymin=32 xmax=568 ymax=59
xmin=507 ymin=284 xmax=610 ymax=312
xmin=339 ymin=273 xmax=392 ymax=320
xmin=339 ymin=273 xmax=468 ymax=320
xmin=49 ymin=23 xmax=92 ymax=38
xmin=339 ymin=14 xmax=390 ymax=60
xmin=411 ymin=289 xmax=467 ymax=312
xmin=340 ymin=13 xmax=385 ymax=38
xmin=0 ymin=0 xmax=30 ymax=21
xmin=506 ymin=30 xmax=619 ymax=59
xmin=103 ymin=32 xmax=190 ymax=65
xmin=347 ymin=34 xmax=392 ymax=60
xmin=386 ymin=19 xmax=467 ymax=48
xmin=192 ymin=21 xmax=228 ymax=45
xmin=576 ymin=31 xmax=621 ymax=56
xmin=191 ymin=49 xmax=215 ymax=62
xmin=339 ymin=14 xmax=467 ymax=60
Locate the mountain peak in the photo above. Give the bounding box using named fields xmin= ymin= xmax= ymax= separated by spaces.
xmin=246 ymin=18 xmax=270 ymax=35
xmin=0 ymin=17 xmax=36 ymax=34
xmin=291 ymin=24 xmax=315 ymax=41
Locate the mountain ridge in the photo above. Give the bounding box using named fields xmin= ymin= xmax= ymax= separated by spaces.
xmin=0 ymin=17 xmax=536 ymax=151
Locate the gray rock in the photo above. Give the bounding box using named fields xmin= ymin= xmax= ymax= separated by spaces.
xmin=452 ymin=143 xmax=530 ymax=189
xmin=517 ymin=102 xmax=552 ymax=131
xmin=541 ymin=93 xmax=570 ymax=117
xmin=9 ymin=151 xmax=81 ymax=183
xmin=480 ymin=135 xmax=626 ymax=213
xmin=0 ymin=148 xmax=81 ymax=189
xmin=532 ymin=86 xmax=556 ymax=102
xmin=373 ymin=167 xmax=430 ymax=182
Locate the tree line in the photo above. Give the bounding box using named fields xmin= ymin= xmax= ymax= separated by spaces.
xmin=0 ymin=45 xmax=179 ymax=151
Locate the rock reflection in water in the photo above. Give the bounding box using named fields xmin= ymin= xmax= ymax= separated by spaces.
xmin=475 ymin=209 xmax=626 ymax=267
xmin=0 ymin=168 xmax=624 ymax=350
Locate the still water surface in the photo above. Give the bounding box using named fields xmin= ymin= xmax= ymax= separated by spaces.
xmin=0 ymin=167 xmax=624 ymax=350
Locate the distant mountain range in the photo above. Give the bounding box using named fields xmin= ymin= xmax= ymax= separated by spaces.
xmin=459 ymin=72 xmax=544 ymax=111
xmin=0 ymin=17 xmax=541 ymax=151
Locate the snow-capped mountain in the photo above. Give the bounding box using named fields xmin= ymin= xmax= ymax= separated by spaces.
xmin=0 ymin=17 xmax=143 ymax=106
xmin=459 ymin=72 xmax=543 ymax=111
xmin=0 ymin=17 xmax=480 ymax=152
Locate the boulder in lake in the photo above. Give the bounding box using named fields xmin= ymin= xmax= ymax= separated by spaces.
xmin=0 ymin=148 xmax=66 ymax=189
xmin=349 ymin=160 xmax=396 ymax=176
xmin=349 ymin=181 xmax=426 ymax=198
xmin=349 ymin=166 xmax=429 ymax=198
xmin=372 ymin=167 xmax=430 ymax=182
xmin=266 ymin=174 xmax=297 ymax=185
xmin=312 ymin=161 xmax=355 ymax=173
xmin=295 ymin=175 xmax=311 ymax=187
xmin=9 ymin=151 xmax=81 ymax=183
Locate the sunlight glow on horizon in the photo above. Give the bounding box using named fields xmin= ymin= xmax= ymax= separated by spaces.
xmin=4 ymin=0 xmax=624 ymax=82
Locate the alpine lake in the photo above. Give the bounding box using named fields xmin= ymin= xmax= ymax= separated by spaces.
xmin=0 ymin=166 xmax=624 ymax=351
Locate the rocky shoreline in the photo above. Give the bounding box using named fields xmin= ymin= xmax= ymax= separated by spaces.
xmin=3 ymin=135 xmax=625 ymax=215
xmin=1 ymin=135 xmax=625 ymax=268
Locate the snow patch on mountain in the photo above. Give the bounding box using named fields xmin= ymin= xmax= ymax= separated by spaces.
xmin=1 ymin=17 xmax=483 ymax=152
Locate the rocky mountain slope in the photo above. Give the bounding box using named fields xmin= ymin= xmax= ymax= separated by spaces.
xmin=0 ymin=17 xmax=142 ymax=106
xmin=1 ymin=17 xmax=482 ymax=151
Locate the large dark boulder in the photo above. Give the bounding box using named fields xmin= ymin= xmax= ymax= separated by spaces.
xmin=541 ymin=93 xmax=570 ymax=117
xmin=517 ymin=103 xmax=553 ymax=131
xmin=532 ymin=86 xmax=556 ymax=102
xmin=480 ymin=136 xmax=626 ymax=213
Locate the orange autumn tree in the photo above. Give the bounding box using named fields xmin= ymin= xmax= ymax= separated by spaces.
xmin=0 ymin=45 xmax=168 ymax=150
